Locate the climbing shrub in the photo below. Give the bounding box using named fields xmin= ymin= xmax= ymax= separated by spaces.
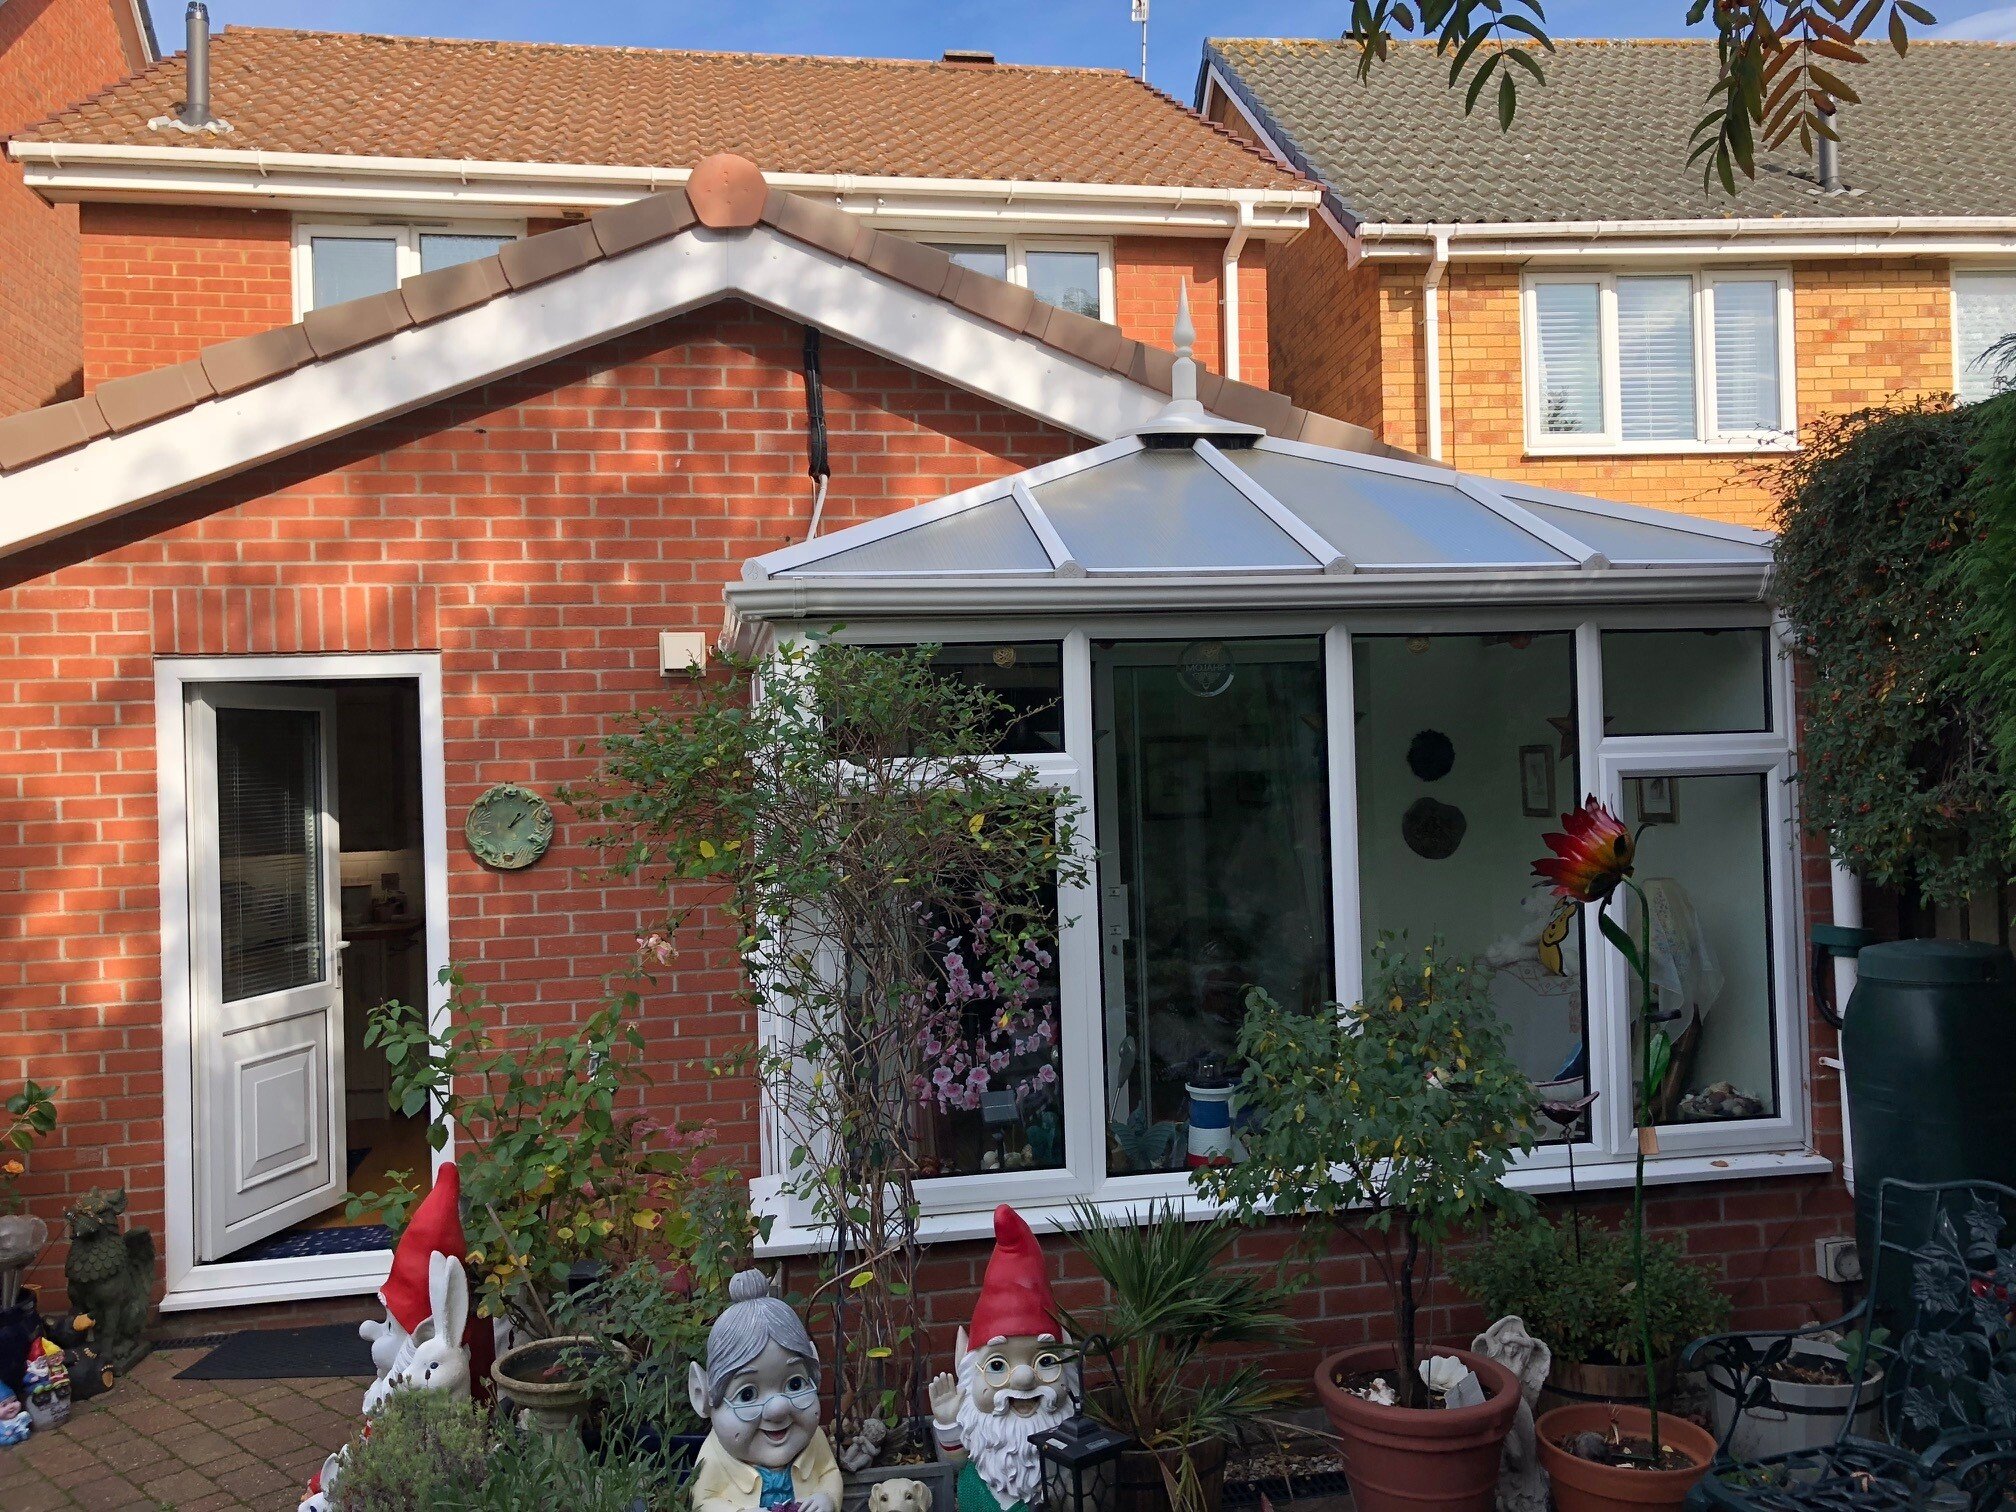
xmin=1770 ymin=398 xmax=2014 ymax=905
xmin=1954 ymin=390 xmax=2016 ymax=819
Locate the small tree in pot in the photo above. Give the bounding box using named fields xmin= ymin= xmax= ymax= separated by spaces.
xmin=1194 ymin=939 xmax=1538 ymax=1512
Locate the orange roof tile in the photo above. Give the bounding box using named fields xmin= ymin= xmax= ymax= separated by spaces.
xmin=18 ymin=27 xmax=1306 ymax=191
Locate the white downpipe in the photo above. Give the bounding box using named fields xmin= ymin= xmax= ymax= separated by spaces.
xmin=1422 ymin=228 xmax=1450 ymax=461
xmin=1827 ymin=857 xmax=1864 ymax=1193
xmin=1221 ymin=202 xmax=1253 ymax=382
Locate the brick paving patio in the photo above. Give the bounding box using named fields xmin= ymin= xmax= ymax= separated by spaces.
xmin=2 ymin=1345 xmax=369 ymax=1511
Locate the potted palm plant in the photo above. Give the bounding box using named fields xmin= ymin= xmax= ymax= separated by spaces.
xmin=1057 ymin=1200 xmax=1300 ymax=1512
xmin=1528 ymin=799 xmax=1717 ymax=1512
xmin=1195 ymin=939 xmax=1538 ymax=1512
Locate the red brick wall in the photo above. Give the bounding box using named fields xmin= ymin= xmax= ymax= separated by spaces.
xmin=0 ymin=300 xmax=1076 ymax=1306
xmin=1114 ymin=235 xmax=1272 ymax=389
xmin=0 ymin=0 xmax=145 ymax=416
xmin=79 ymin=203 xmax=294 ymax=387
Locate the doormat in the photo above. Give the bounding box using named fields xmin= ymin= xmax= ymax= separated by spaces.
xmin=175 ymin=1322 xmax=374 ymax=1380
xmin=230 ymin=1223 xmax=391 ymax=1263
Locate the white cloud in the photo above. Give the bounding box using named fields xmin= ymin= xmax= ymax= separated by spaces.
xmin=1936 ymin=3 xmax=2016 ymax=41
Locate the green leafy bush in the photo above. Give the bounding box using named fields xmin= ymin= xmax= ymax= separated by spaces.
xmin=1954 ymin=391 xmax=2016 ymax=812
xmin=2 ymin=1080 xmax=57 ymax=1215
xmin=548 ymin=1259 xmax=714 ymax=1442
xmin=1447 ymin=1217 xmax=1730 ymax=1367
xmin=327 ymin=1389 xmax=494 ymax=1511
xmin=1195 ymin=938 xmax=1537 ymax=1407
xmin=1771 ymin=397 xmax=2014 ymax=904
xmin=458 ymin=1425 xmax=667 ymax=1512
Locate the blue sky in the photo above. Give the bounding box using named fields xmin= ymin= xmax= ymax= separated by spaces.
xmin=196 ymin=0 xmax=2016 ymax=97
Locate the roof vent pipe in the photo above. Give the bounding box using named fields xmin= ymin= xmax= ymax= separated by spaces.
xmin=149 ymin=3 xmax=231 ymax=134
xmin=1816 ymin=102 xmax=1842 ymax=193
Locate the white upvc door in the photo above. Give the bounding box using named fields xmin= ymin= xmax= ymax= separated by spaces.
xmin=187 ymin=683 xmax=346 ymax=1262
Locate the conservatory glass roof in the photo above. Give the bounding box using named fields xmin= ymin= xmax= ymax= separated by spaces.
xmin=733 ymin=428 xmax=1773 ymax=619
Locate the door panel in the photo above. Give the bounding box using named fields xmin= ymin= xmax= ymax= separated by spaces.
xmin=191 ymin=685 xmax=346 ymax=1261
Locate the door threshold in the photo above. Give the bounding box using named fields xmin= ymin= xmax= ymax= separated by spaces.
xmin=162 ymin=1249 xmax=392 ymax=1312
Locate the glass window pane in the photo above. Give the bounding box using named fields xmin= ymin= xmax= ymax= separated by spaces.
xmin=217 ymin=707 xmax=325 ymax=1001
xmin=1712 ymin=279 xmax=1784 ymax=434
xmin=1617 ymin=276 xmax=1698 ymax=442
xmin=1533 ymin=281 xmax=1604 ymax=436
xmin=914 ymin=882 xmax=1066 ymax=1179
xmin=309 ymin=235 xmax=399 ymax=308
xmin=924 ymin=642 xmax=1064 ymax=755
xmin=1094 ymin=638 xmax=1331 ymax=1173
xmin=1955 ymin=271 xmax=2016 ymax=405
xmin=1026 ymin=249 xmax=1103 ymax=319
xmin=1624 ymin=774 xmax=1780 ymax=1126
xmin=1604 ymin=628 xmax=1772 ymax=734
xmin=925 ymin=242 xmax=1009 ymax=281
xmin=419 ymin=232 xmax=512 ymax=272
xmin=1354 ymin=633 xmax=1588 ymax=1117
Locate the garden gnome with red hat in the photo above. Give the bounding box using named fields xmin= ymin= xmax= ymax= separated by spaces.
xmin=359 ymin=1162 xmax=492 ymax=1413
xmin=929 ymin=1205 xmax=1079 ymax=1512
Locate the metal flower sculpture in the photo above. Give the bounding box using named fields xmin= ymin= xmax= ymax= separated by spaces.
xmin=1532 ymin=796 xmax=1677 ymax=1459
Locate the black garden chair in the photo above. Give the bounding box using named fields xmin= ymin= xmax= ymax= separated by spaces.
xmin=1682 ymin=1178 xmax=2016 ymax=1511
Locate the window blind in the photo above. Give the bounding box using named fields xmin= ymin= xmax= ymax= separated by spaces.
xmin=216 ymin=708 xmax=325 ymax=1003
xmin=1956 ymin=271 xmax=2016 ymax=404
xmin=1617 ymin=276 xmax=1698 ymax=442
xmin=1712 ymin=279 xmax=1784 ymax=435
xmin=1533 ymin=282 xmax=1604 ymax=435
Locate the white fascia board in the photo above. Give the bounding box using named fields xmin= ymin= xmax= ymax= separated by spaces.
xmin=10 ymin=141 xmax=1317 ymax=236
xmin=0 ymin=229 xmax=1185 ymax=559
xmin=1361 ymin=216 xmax=2016 ymax=260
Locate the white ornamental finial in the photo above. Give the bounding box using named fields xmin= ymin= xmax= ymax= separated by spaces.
xmin=1170 ymin=280 xmax=1198 ymax=407
xmin=1124 ymin=275 xmax=1263 ymax=441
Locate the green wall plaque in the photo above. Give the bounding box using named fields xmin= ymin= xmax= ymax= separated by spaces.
xmin=464 ymin=783 xmax=554 ymax=870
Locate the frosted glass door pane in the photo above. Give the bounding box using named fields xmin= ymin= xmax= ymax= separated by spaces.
xmin=1617 ymin=276 xmax=1697 ymax=442
xmin=925 ymin=242 xmax=1009 ymax=281
xmin=1026 ymin=250 xmax=1102 ymax=318
xmin=1533 ymin=282 xmax=1604 ymax=435
xmin=216 ymin=707 xmax=325 ymax=1002
xmin=310 ymin=236 xmax=399 ymax=307
xmin=419 ymin=232 xmax=512 ymax=272
xmin=1712 ymin=279 xmax=1783 ymax=433
xmin=1955 ymin=271 xmax=2016 ymax=404
xmin=1624 ymin=774 xmax=1779 ymax=1125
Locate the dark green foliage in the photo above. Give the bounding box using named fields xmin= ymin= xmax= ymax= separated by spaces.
xmin=1772 ymin=397 xmax=2014 ymax=905
xmin=327 ymin=1390 xmax=494 ymax=1511
xmin=1447 ymin=1217 xmax=1730 ymax=1367
xmin=1953 ymin=392 xmax=2016 ymax=819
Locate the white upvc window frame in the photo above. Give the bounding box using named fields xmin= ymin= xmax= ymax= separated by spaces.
xmin=291 ymin=218 xmax=527 ymax=318
xmin=1521 ymin=268 xmax=1798 ymax=456
xmin=1951 ymin=264 xmax=2016 ymax=405
xmin=913 ymin=233 xmax=1116 ymax=323
xmin=750 ymin=604 xmax=1815 ymax=1252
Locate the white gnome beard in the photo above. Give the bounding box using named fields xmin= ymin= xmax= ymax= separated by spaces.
xmin=954 ymin=1348 xmax=1074 ymax=1506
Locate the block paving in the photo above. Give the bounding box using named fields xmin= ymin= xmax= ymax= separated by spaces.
xmin=1 ymin=1345 xmax=368 ymax=1511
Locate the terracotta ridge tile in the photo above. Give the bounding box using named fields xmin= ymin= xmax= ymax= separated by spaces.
xmin=0 ymin=396 xmax=110 ymax=473
xmin=94 ymin=360 xmax=216 ymax=433
xmin=301 ymin=288 xmax=414 ymax=359
xmin=200 ymin=324 xmax=317 ymax=394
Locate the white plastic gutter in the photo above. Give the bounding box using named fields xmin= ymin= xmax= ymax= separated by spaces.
xmin=1422 ymin=227 xmax=1450 ymax=462
xmin=1356 ymin=215 xmax=2016 ymax=261
xmin=1221 ymin=201 xmax=1254 ymax=381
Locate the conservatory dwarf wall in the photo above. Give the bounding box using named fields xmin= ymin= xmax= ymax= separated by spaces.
xmin=726 ymin=422 xmax=1827 ymax=1252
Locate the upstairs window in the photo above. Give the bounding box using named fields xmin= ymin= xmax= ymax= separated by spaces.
xmin=1524 ymin=270 xmax=1795 ymax=452
xmin=1954 ymin=270 xmax=2016 ymax=404
xmin=294 ymin=222 xmax=522 ymax=315
xmin=922 ymin=237 xmax=1112 ymax=322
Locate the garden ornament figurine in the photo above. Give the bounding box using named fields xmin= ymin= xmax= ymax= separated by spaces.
xmin=688 ymin=1268 xmax=843 ymax=1512
xmin=61 ymin=1188 xmax=153 ymax=1374
xmin=929 ymin=1205 xmax=1078 ymax=1512
xmin=866 ymin=1479 xmax=934 ymax=1512
xmin=1473 ymin=1315 xmax=1552 ymax=1512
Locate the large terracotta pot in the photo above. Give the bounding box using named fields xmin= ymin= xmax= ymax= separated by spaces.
xmin=1535 ymin=1402 xmax=1716 ymax=1512
xmin=1313 ymin=1343 xmax=1521 ymax=1512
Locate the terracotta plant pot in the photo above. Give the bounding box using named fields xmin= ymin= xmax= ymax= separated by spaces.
xmin=1313 ymin=1343 xmax=1521 ymax=1512
xmin=1536 ymin=1402 xmax=1717 ymax=1512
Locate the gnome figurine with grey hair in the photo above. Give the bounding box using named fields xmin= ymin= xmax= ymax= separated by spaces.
xmin=688 ymin=1269 xmax=844 ymax=1512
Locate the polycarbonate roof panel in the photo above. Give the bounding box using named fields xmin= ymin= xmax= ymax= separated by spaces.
xmin=781 ymin=493 xmax=1052 ymax=576
xmin=1227 ymin=449 xmax=1569 ymax=567
xmin=1514 ymin=497 xmax=1773 ymax=565
xmin=1031 ymin=448 xmax=1318 ymax=572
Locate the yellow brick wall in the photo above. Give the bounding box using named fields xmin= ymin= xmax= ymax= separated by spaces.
xmin=1271 ymin=241 xmax=1958 ymax=528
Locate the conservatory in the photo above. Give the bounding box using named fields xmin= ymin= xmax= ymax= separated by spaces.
xmin=726 ymin=347 xmax=1828 ymax=1253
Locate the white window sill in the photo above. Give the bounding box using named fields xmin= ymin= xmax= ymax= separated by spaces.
xmin=1523 ymin=438 xmax=1799 ymax=459
xmin=749 ymin=1148 xmax=1834 ymax=1257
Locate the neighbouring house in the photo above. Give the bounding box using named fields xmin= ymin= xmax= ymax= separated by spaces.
xmin=0 ymin=0 xmax=155 ymax=417
xmin=0 ymin=23 xmax=1849 ymax=1375
xmin=1199 ymin=37 xmax=2016 ymax=526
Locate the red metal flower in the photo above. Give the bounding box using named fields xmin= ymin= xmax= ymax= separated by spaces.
xmin=1533 ymin=797 xmax=1635 ymax=903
